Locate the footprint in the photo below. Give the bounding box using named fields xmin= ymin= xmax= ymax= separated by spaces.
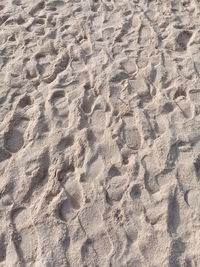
xmin=58 ymin=181 xmax=82 ymax=221
xmin=79 ymin=204 xmax=102 ymax=235
xmin=81 ymin=93 xmax=95 ymax=114
xmin=81 ymin=238 xmax=97 ymax=265
xmin=175 ymin=30 xmax=192 ymax=51
xmin=81 ymin=231 xmax=111 ymax=264
xmin=106 ymin=175 xmax=127 ymax=201
xmin=4 ymin=117 xmax=29 ymax=153
xmin=90 ymin=0 xmax=101 ymax=12
xmin=189 ymin=89 xmax=200 ymax=105
xmin=46 ymin=0 xmax=64 ymax=9
xmin=185 ymin=189 xmax=200 ymax=213
xmin=167 ymin=188 xmax=180 ymax=236
xmin=194 ymin=155 xmax=200 ymax=178
xmin=160 ymin=102 xmax=174 ymax=114
xmin=17 ymin=95 xmax=32 ymax=108
xmin=4 ymin=130 xmax=24 ymax=153
xmin=174 ymin=98 xmax=192 ymax=119
xmin=11 ymin=208 xmax=37 ymax=265
xmin=110 ymin=71 xmax=129 ymax=83
xmin=102 ymin=27 xmax=115 ymax=41
xmin=14 ymin=15 xmax=25 ymax=25
xmin=168 ymin=238 xmax=185 ymax=267
xmin=0 ymin=233 xmax=6 ymax=262
xmin=0 ymin=15 xmax=9 ymax=26
xmin=120 ymin=57 xmax=137 ymax=74
xmin=90 ymin=110 xmax=105 ymax=137
xmin=82 ymin=154 xmax=104 ymax=183
xmin=123 ymin=126 xmax=141 ymax=150
xmin=43 ymin=52 xmax=69 ymax=84
xmin=29 ymin=1 xmax=45 ymax=16
xmin=92 ymin=230 xmax=111 ymax=258
xmin=138 ymin=24 xmax=151 ymax=46
xmin=108 ymin=165 xmax=121 ymax=178
xmin=139 ymin=234 xmax=167 ymax=265
xmin=130 ymin=184 xmax=142 ymax=200
xmin=23 ymin=148 xmax=50 ymax=202
xmin=99 ymin=131 xmax=121 ymax=163
xmin=174 ymin=88 xmax=186 ymax=100
xmin=0 ymin=147 xmax=11 ymax=162
xmin=48 ymin=90 xmax=69 ymax=128
xmin=56 ymin=135 xmax=74 ymax=151
xmin=142 ymin=155 xmax=160 ymax=193
xmin=122 ymin=118 xmax=141 ymax=150
xmin=58 ymin=198 xmax=78 ymax=222
xmin=136 ymin=49 xmax=149 ymax=69
xmin=34 ymin=52 xmax=52 ymax=77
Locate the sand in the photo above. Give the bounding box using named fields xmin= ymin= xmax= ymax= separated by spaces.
xmin=0 ymin=0 xmax=200 ymax=266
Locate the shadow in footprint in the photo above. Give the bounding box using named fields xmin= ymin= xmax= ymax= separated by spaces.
xmin=130 ymin=184 xmax=142 ymax=200
xmin=167 ymin=188 xmax=180 ymax=236
xmin=176 ymin=31 xmax=192 ymax=51
xmin=0 ymin=147 xmax=11 ymax=162
xmin=58 ymin=195 xmax=80 ymax=222
xmin=168 ymin=238 xmax=185 ymax=267
xmin=4 ymin=129 xmax=24 ymax=153
xmin=194 ymin=155 xmax=200 ymax=179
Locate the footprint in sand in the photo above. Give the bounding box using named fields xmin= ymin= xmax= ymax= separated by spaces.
xmin=48 ymin=90 xmax=69 ymax=128
xmin=175 ymin=30 xmax=193 ymax=51
xmin=17 ymin=95 xmax=32 ymax=109
xmin=58 ymin=182 xmax=82 ymax=222
xmin=43 ymin=52 xmax=69 ymax=84
xmin=106 ymin=175 xmax=127 ymax=202
xmin=81 ymin=92 xmax=95 ymax=114
xmin=122 ymin=117 xmax=141 ymax=150
xmin=6 ymin=208 xmax=37 ymax=266
xmin=4 ymin=116 xmax=29 ymax=153
xmin=0 ymin=147 xmax=11 ymax=163
xmin=138 ymin=24 xmax=151 ymax=46
xmin=189 ymin=89 xmax=200 ymax=105
xmin=81 ymin=230 xmax=111 ymax=266
xmin=185 ymin=189 xmax=200 ymax=213
xmin=58 ymin=195 xmax=80 ymax=222
xmin=130 ymin=184 xmax=142 ymax=200
xmin=90 ymin=110 xmax=106 ymax=137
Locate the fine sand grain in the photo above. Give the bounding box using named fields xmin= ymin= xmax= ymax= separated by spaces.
xmin=0 ymin=0 xmax=200 ymax=266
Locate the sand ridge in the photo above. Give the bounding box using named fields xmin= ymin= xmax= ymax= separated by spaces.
xmin=0 ymin=0 xmax=200 ymax=266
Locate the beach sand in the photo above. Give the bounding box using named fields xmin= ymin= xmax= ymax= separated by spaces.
xmin=0 ymin=0 xmax=200 ymax=266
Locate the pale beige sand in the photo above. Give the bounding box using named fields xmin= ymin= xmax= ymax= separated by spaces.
xmin=0 ymin=0 xmax=200 ymax=266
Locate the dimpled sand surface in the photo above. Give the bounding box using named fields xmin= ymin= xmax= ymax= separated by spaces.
xmin=0 ymin=0 xmax=200 ymax=266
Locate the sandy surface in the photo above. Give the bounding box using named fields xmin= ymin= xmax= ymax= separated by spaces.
xmin=0 ymin=0 xmax=200 ymax=266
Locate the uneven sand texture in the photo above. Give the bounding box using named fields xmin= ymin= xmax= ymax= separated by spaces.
xmin=0 ymin=0 xmax=200 ymax=266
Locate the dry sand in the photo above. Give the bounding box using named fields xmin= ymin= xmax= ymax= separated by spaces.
xmin=0 ymin=0 xmax=200 ymax=266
